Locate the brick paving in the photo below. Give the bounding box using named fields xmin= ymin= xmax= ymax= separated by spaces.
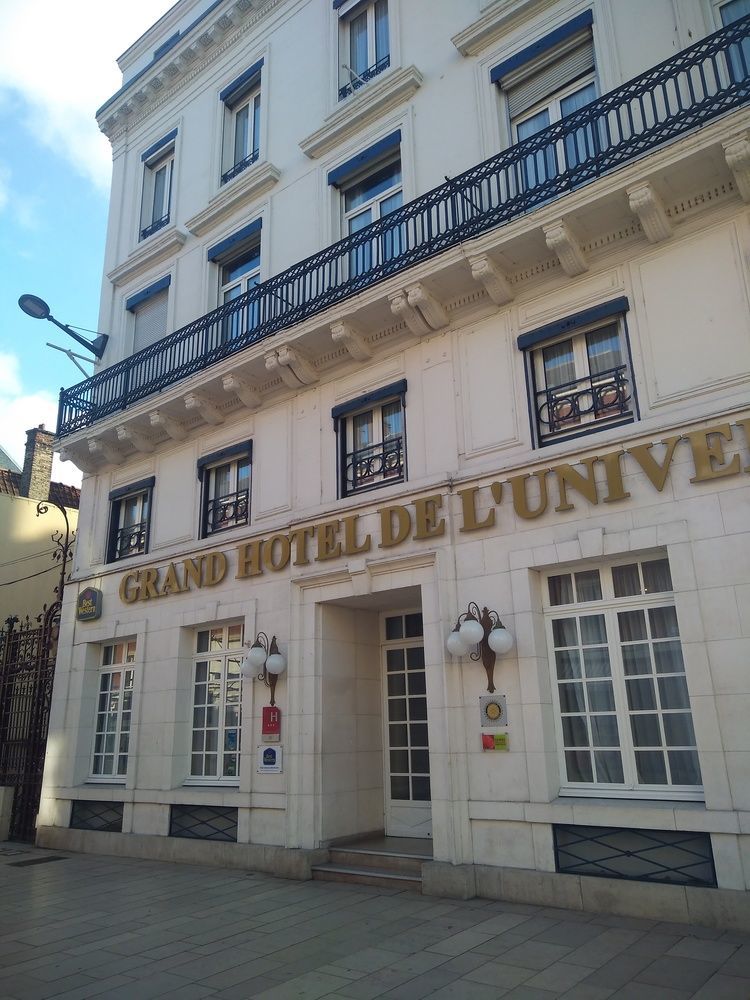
xmin=1 ymin=843 xmax=749 ymax=999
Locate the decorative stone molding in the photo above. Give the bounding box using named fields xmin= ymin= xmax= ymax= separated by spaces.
xmin=222 ymin=372 xmax=262 ymax=410
xmin=544 ymin=220 xmax=588 ymax=276
xmin=116 ymin=424 xmax=155 ymax=454
xmin=265 ymin=351 xmax=298 ymax=388
xmin=723 ymin=134 xmax=750 ymax=203
xmin=149 ymin=410 xmax=187 ymax=441
xmin=97 ymin=0 xmax=280 ymax=140
xmin=406 ymin=283 xmax=449 ymax=330
xmin=388 ymin=290 xmax=431 ymax=337
xmin=451 ymin=0 xmax=549 ymax=56
xmin=331 ymin=319 xmax=372 ymax=361
xmin=299 ymin=66 xmax=423 ymax=159
xmin=468 ymin=254 xmax=514 ymax=305
xmin=278 ymin=346 xmax=319 ymax=385
xmin=185 ymin=161 xmax=280 ymax=236
xmin=107 ymin=227 xmax=188 ymax=287
xmin=184 ymin=392 xmax=225 ymax=425
xmin=59 ymin=445 xmax=99 ymax=475
xmin=627 ymin=182 xmax=673 ymax=243
xmin=88 ymin=438 xmax=124 ymax=465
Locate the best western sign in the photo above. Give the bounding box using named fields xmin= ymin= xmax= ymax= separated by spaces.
xmin=118 ymin=419 xmax=750 ymax=604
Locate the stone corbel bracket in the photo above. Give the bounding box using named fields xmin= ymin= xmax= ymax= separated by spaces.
xmin=468 ymin=254 xmax=514 ymax=305
xmin=544 ymin=220 xmax=588 ymax=276
xmin=116 ymin=424 xmax=155 ymax=454
xmin=184 ymin=392 xmax=225 ymax=425
xmin=331 ymin=319 xmax=372 ymax=361
xmin=389 ymin=282 xmax=448 ymax=337
xmin=149 ymin=410 xmax=187 ymax=441
xmin=88 ymin=437 xmax=124 ymax=466
xmin=723 ymin=133 xmax=750 ymax=203
xmin=222 ymin=372 xmax=262 ymax=410
xmin=627 ymin=182 xmax=673 ymax=243
xmin=266 ymin=347 xmax=319 ymax=387
xmin=59 ymin=445 xmax=99 ymax=475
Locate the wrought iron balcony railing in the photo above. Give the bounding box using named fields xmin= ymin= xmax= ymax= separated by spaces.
xmin=140 ymin=213 xmax=170 ymax=241
xmin=115 ymin=521 xmax=148 ymax=559
xmin=536 ymin=366 xmax=633 ymax=441
xmin=339 ymin=54 xmax=391 ymax=100
xmin=345 ymin=436 xmax=405 ymax=495
xmin=221 ymin=148 xmax=260 ymax=185
xmin=57 ymin=18 xmax=750 ymax=439
xmin=205 ymin=488 xmax=250 ymax=534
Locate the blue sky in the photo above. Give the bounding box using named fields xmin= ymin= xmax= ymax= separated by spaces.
xmin=0 ymin=1 xmax=175 ymax=484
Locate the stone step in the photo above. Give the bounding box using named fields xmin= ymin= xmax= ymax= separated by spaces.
xmin=329 ymin=848 xmax=425 ymax=876
xmin=311 ymin=863 xmax=422 ymax=891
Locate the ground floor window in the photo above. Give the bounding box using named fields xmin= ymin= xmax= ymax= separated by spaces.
xmin=189 ymin=624 xmax=243 ymax=783
xmin=544 ymin=556 xmax=702 ymax=798
xmin=383 ymin=612 xmax=429 ymax=802
xmin=91 ymin=641 xmax=136 ymax=779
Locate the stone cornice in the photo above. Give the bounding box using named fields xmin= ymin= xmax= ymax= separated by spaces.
xmin=451 ymin=0 xmax=552 ymax=57
xmin=299 ymin=65 xmax=423 ymax=160
xmin=97 ymin=0 xmax=285 ymax=143
xmin=185 ymin=160 xmax=280 ymax=236
xmin=108 ymin=226 xmax=189 ymax=287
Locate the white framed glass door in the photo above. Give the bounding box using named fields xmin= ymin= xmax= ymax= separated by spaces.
xmin=381 ymin=610 xmax=432 ymax=838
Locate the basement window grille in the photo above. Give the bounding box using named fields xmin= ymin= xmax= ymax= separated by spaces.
xmin=553 ymin=824 xmax=716 ymax=886
xmin=169 ymin=804 xmax=238 ymax=842
xmin=70 ymin=800 xmax=124 ymax=833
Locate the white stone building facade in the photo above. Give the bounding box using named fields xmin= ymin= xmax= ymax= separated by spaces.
xmin=39 ymin=0 xmax=750 ymax=927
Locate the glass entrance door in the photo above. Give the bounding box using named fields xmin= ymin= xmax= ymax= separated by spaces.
xmin=382 ymin=611 xmax=432 ymax=838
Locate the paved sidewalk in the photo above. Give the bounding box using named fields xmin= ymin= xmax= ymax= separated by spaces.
xmin=1 ymin=843 xmax=750 ymax=999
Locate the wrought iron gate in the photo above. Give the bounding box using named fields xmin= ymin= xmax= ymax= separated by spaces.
xmin=0 ymin=501 xmax=72 ymax=842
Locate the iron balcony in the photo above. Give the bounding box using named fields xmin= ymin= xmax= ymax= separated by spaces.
xmin=57 ymin=18 xmax=750 ymax=439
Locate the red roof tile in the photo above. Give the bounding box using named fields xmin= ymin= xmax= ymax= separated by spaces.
xmin=0 ymin=469 xmax=80 ymax=509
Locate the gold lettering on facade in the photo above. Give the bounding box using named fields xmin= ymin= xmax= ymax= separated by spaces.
xmin=510 ymin=472 xmax=549 ymax=519
xmin=598 ymin=450 xmax=631 ymax=503
xmin=342 ymin=514 xmax=371 ymax=555
xmin=626 ymin=435 xmax=681 ymax=492
xmin=379 ymin=505 xmax=411 ymax=547
xmin=290 ymin=526 xmax=314 ymax=565
xmin=183 ymin=558 xmax=203 ymax=589
xmin=458 ymin=486 xmax=495 ymax=532
xmin=263 ymin=534 xmax=291 ymax=571
xmin=204 ymin=551 xmax=227 ymax=586
xmin=316 ymin=520 xmax=342 ymax=560
xmin=161 ymin=563 xmax=184 ymax=596
xmin=414 ymin=494 xmax=446 ymax=539
xmin=687 ymin=423 xmax=741 ymax=483
xmin=140 ymin=568 xmax=159 ymax=600
xmin=119 ymin=571 xmax=139 ymax=604
xmin=236 ymin=541 xmax=262 ymax=578
xmin=737 ymin=418 xmax=750 ymax=472
xmin=554 ymin=457 xmax=600 ymax=513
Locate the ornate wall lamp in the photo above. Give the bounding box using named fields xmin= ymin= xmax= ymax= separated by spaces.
xmin=240 ymin=633 xmax=287 ymax=706
xmin=446 ymin=603 xmax=513 ymax=693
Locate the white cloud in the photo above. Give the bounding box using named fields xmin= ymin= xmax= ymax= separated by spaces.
xmin=0 ymin=1 xmax=176 ymax=191
xmin=0 ymin=351 xmax=81 ymax=488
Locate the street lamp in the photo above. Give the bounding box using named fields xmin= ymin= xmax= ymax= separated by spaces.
xmin=240 ymin=632 xmax=287 ymax=706
xmin=446 ymin=602 xmax=513 ymax=693
xmin=18 ymin=294 xmax=108 ymax=360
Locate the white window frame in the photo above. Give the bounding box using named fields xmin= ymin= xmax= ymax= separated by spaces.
xmin=529 ymin=313 xmax=634 ymax=446
xmin=107 ymin=480 xmax=153 ymax=563
xmin=221 ymin=86 xmax=262 ymax=184
xmin=90 ymin=641 xmax=136 ymax=782
xmin=338 ymin=0 xmax=390 ymax=99
xmin=140 ymin=147 xmax=174 ymax=240
xmin=342 ymin=396 xmax=404 ymax=495
xmin=201 ymin=451 xmax=251 ymax=537
xmin=186 ymin=624 xmax=244 ymax=786
xmin=341 ymin=154 xmax=403 ymax=276
xmin=512 ymin=72 xmax=598 ymax=178
xmin=543 ymin=558 xmax=704 ymax=802
xmin=714 ymin=0 xmax=750 ymax=28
